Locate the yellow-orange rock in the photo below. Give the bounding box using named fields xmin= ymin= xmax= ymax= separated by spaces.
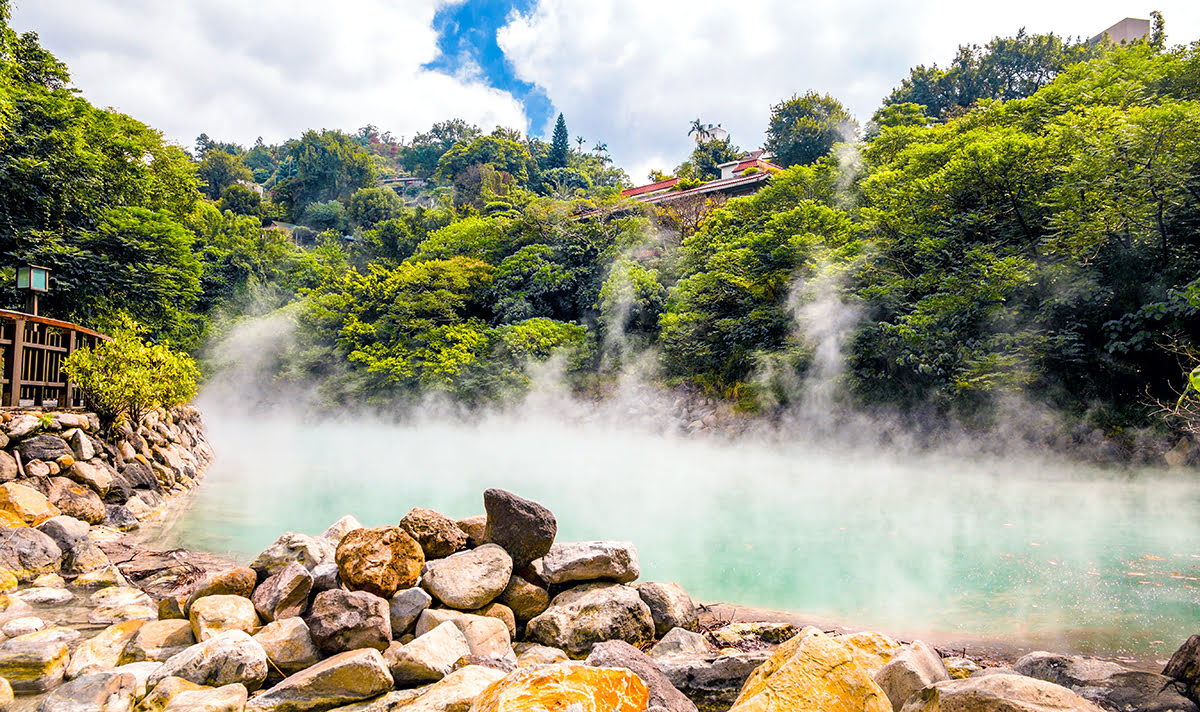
xmin=0 ymin=510 xmax=28 ymax=528
xmin=835 ymin=631 xmax=903 ymax=672
xmin=0 ymin=483 xmax=60 ymax=525
xmin=730 ymin=627 xmax=892 ymax=712
xmin=469 ymin=662 xmax=648 ymax=712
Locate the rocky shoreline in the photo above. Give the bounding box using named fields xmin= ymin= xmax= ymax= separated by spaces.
xmin=1 ymin=407 xmax=1199 ymax=711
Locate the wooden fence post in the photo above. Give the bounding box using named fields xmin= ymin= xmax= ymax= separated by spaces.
xmin=5 ymin=318 xmax=25 ymax=407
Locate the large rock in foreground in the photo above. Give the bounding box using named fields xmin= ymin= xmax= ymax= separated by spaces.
xmin=334 ymin=526 xmax=423 ymax=599
xmin=1015 ymin=651 xmax=1197 ymax=712
xmin=470 ymin=661 xmax=648 ymax=712
xmin=873 ymin=641 xmax=950 ymax=712
xmin=306 ymin=589 xmax=390 ymax=653
xmin=586 ymin=640 xmax=698 ymax=712
xmin=730 ymin=627 xmax=891 ymax=712
xmin=421 ymin=544 xmax=512 ymax=611
xmin=246 ymin=648 xmax=393 ymax=712
xmin=635 ymin=582 xmax=697 ymax=637
xmin=482 ymin=489 xmax=557 ymax=568
xmin=0 ymin=630 xmax=70 ymax=693
xmin=526 ymin=583 xmax=653 ymax=658
xmin=1166 ymin=635 xmax=1200 ymax=705
xmin=36 ymin=670 xmax=137 ymax=712
xmin=147 ymin=630 xmax=268 ymax=691
xmin=254 ymin=617 xmax=321 ymax=675
xmin=0 ymin=527 xmax=62 ymax=581
xmin=540 ymin=542 xmax=639 ymax=585
xmin=900 ymin=674 xmax=1105 ymax=712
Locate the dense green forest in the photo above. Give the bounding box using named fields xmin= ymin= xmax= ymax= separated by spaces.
xmin=2 ymin=2 xmax=1199 ymax=450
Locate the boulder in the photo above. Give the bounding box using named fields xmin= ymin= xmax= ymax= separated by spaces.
xmin=385 ymin=621 xmax=472 ymax=685
xmin=0 ymin=527 xmax=63 ymax=581
xmin=497 ymin=576 xmax=549 ymax=624
xmin=389 ymin=588 xmax=432 ymax=637
xmin=456 ymin=515 xmax=487 ymax=548
xmin=65 ymin=461 xmax=111 ymax=497
xmin=111 ymin=662 xmax=161 ymax=703
xmin=469 ymin=603 xmax=516 ymax=640
xmin=252 ymin=562 xmax=313 ymax=623
xmin=253 ymin=617 xmax=321 ymax=675
xmin=900 ymin=674 xmax=1105 ymax=712
xmin=3 ymin=616 xmax=47 ymax=638
xmin=189 ymin=595 xmax=260 ymax=642
xmin=65 ymin=620 xmax=145 ymax=678
xmin=252 ymin=533 xmax=334 ymax=578
xmin=0 ymin=483 xmax=61 ymax=526
xmin=586 ymin=640 xmax=699 ymax=712
xmin=389 ymin=665 xmax=503 ymax=712
xmin=61 ymin=539 xmax=111 ymax=576
xmin=515 ymin=645 xmax=568 ymax=667
xmin=45 ymin=478 xmax=106 ymax=524
xmin=16 ymin=434 xmax=72 ymax=463
xmin=334 ymin=526 xmax=423 ymax=599
xmin=1015 ymin=650 xmax=1197 ymax=712
xmin=147 ymin=630 xmax=268 ymax=692
xmin=309 ymin=564 xmax=340 ymax=595
xmin=874 ymin=641 xmax=951 ymax=712
xmin=162 ymin=683 xmax=248 ymax=712
xmin=0 ymin=594 xmax=36 ymax=625
xmin=244 ymin=648 xmax=393 ymax=712
xmin=5 ymin=413 xmax=42 ymax=439
xmin=185 ymin=568 xmax=257 ymax=614
xmin=635 ymin=582 xmax=697 ymax=637
xmin=122 ymin=619 xmax=196 ymax=663
xmin=728 ymin=627 xmax=890 ymax=712
xmin=320 ymin=515 xmax=363 ymax=544
xmin=526 ymin=583 xmax=654 ymax=658
xmin=140 ymin=677 xmax=210 ymax=712
xmin=414 ymin=610 xmax=514 ymax=663
xmin=420 ymin=544 xmax=512 ymax=610
xmin=482 ymin=489 xmax=556 ymax=568
xmin=470 ymin=662 xmax=648 ymax=712
xmin=650 ymin=628 xmax=711 ymax=658
xmin=35 ymin=670 xmax=137 ymax=712
xmin=540 ymin=541 xmax=640 ymax=585
xmin=0 ymin=451 xmax=19 ymax=483
xmin=13 ymin=586 xmax=73 ymax=605
xmin=399 ymin=508 xmax=468 ymax=560
xmin=305 ymin=589 xmax=391 ymax=653
xmin=1165 ymin=635 xmax=1200 ymax=705
xmin=102 ymin=505 xmax=139 ymax=532
xmin=0 ymin=629 xmax=70 ymax=693
xmin=120 ymin=462 xmax=161 ymax=493
xmin=0 ymin=677 xmax=10 ymax=708
xmin=64 ymin=429 xmax=95 ymax=462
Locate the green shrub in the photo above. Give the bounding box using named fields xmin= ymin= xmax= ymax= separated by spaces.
xmin=63 ymin=323 xmax=199 ymax=431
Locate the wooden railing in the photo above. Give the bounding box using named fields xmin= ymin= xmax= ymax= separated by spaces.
xmin=0 ymin=310 xmax=109 ymax=408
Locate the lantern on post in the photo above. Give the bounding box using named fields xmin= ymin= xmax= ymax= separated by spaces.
xmin=15 ymin=264 xmax=50 ymax=316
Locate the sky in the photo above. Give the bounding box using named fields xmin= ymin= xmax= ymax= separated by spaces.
xmin=10 ymin=0 xmax=1200 ymax=183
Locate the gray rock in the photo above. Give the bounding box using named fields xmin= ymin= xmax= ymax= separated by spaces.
xmin=147 ymin=630 xmax=268 ymax=691
xmin=309 ymin=564 xmax=340 ymax=595
xmin=16 ymin=434 xmax=73 ymax=463
xmin=162 ymin=683 xmax=248 ymax=712
xmin=1015 ymin=651 xmax=1196 ymax=712
xmin=0 ymin=527 xmax=63 ymax=581
xmin=385 ymin=621 xmax=471 ymax=685
xmin=497 ymin=575 xmax=549 ymax=624
xmin=252 ymin=533 xmax=335 ymax=577
xmin=305 ymin=589 xmax=391 ymax=654
xmin=5 ymin=413 xmax=43 ymax=439
xmin=526 ymin=582 xmax=654 ymax=658
xmin=540 ymin=541 xmax=640 ymax=585
xmin=252 ymin=562 xmax=313 ymax=623
xmin=62 ymin=539 xmax=111 ymax=576
xmin=650 ymin=628 xmax=712 ymax=658
xmin=2 ymin=616 xmax=47 ymax=638
xmin=586 ymin=640 xmax=698 ymax=712
xmin=413 ymin=610 xmax=514 ymax=662
xmin=0 ymin=631 xmax=71 ymax=693
xmin=103 ymin=505 xmax=139 ymax=532
xmin=36 ymin=515 xmax=91 ymax=551
xmin=901 ymin=674 xmax=1104 ymax=712
xmin=655 ymin=649 xmax=772 ymax=711
xmin=122 ymin=620 xmax=196 ymax=663
xmin=1165 ymin=635 xmax=1200 ymax=705
xmin=320 ymin=515 xmax=363 ymax=544
xmin=874 ymin=641 xmax=951 ymax=712
xmin=13 ymin=587 xmax=73 ymax=605
xmin=253 ymin=617 xmax=321 ymax=676
xmin=636 ymin=582 xmax=697 ymax=637
xmin=245 ymin=648 xmax=393 ymax=712
xmin=0 ymin=450 xmax=18 ymax=483
xmin=420 ymin=544 xmax=512 ymax=610
xmin=482 ymin=489 xmax=556 ymax=568
xmin=119 ymin=463 xmax=160 ymax=493
xmin=35 ymin=671 xmax=136 ymax=712
xmin=389 ymin=588 xmax=432 ymax=637
xmin=64 ymin=429 xmax=95 ymax=462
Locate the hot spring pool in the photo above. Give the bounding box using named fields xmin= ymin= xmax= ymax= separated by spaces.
xmin=152 ymin=407 xmax=1200 ymax=661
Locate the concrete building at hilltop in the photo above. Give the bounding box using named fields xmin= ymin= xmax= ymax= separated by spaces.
xmin=1090 ymin=17 xmax=1150 ymax=45
xmin=619 ymin=150 xmax=783 ymax=207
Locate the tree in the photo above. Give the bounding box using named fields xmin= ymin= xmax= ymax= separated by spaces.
xmin=349 ymin=186 xmax=403 ymax=228
xmin=197 ymin=150 xmax=254 ymax=200
xmin=405 ymin=119 xmax=481 ymax=178
xmin=272 ymin=130 xmax=377 ymax=219
xmin=217 ymin=184 xmax=263 ymax=217
xmin=548 ymin=113 xmax=570 ymax=169
xmin=435 ymin=133 xmax=535 ymax=186
xmin=764 ymin=91 xmax=857 ymax=168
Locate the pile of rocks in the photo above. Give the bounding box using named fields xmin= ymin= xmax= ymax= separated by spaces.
xmin=2 ymin=484 xmax=1200 ymax=712
xmin=0 ymin=407 xmax=212 ymax=587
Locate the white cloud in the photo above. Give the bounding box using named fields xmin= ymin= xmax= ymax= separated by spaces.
xmin=499 ymin=0 xmax=1200 ymax=183
xmin=9 ymin=0 xmax=528 ymax=149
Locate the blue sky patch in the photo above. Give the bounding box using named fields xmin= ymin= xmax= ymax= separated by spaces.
xmin=425 ymin=0 xmax=554 ymax=137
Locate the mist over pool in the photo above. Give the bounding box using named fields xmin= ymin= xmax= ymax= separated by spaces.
xmin=153 ymin=392 xmax=1200 ymax=661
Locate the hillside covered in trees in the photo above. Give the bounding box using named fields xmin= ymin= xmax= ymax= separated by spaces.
xmin=2 ymin=1 xmax=1199 ymax=454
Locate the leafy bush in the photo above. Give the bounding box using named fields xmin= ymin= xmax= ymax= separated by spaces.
xmin=63 ymin=323 xmax=199 ymax=431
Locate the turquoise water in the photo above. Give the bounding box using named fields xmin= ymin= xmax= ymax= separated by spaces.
xmin=156 ymin=410 xmax=1200 ymax=659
